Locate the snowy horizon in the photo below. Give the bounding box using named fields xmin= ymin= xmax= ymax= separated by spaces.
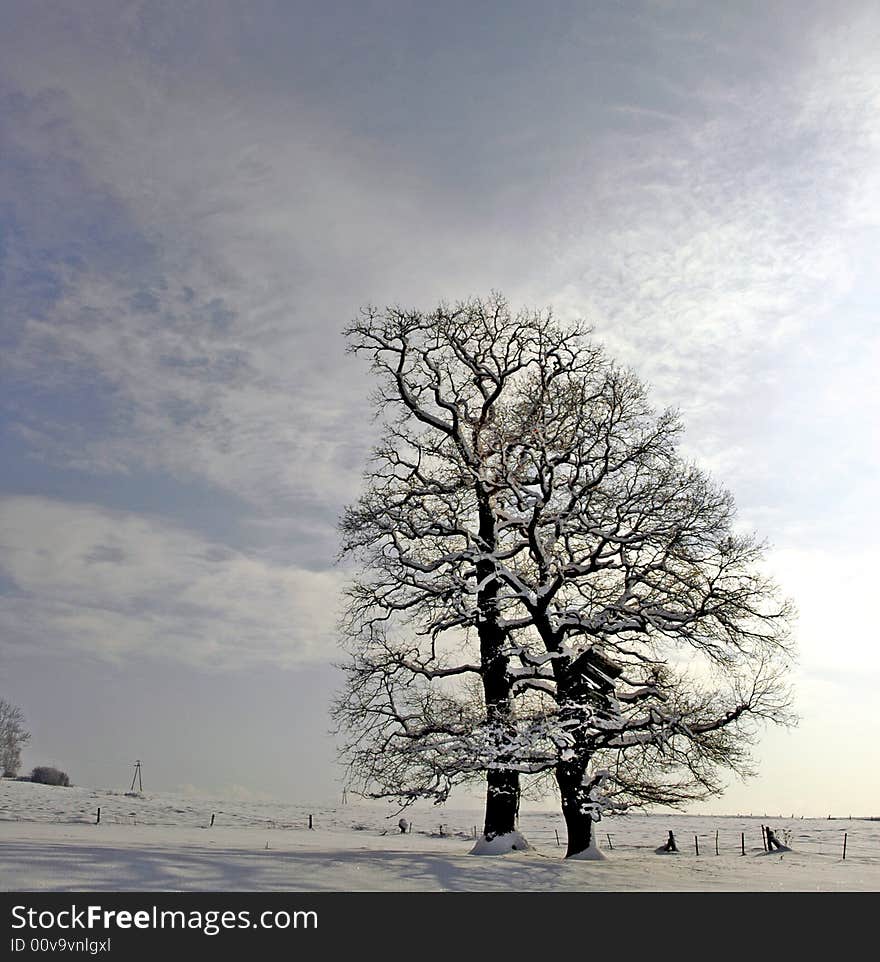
xmin=1 ymin=1 xmax=879 ymax=816
xmin=5 ymin=778 xmax=879 ymax=892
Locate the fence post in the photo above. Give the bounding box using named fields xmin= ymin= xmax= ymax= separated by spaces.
xmin=96 ymin=807 xmax=101 ymax=825
xmin=606 ymin=833 xmax=614 ymax=850
xmin=308 ymin=814 xmax=313 ymax=830
xmin=843 ymin=833 xmax=847 ymax=860
xmin=555 ymin=830 xmax=560 ymax=847
xmin=694 ymin=834 xmax=700 ymax=856
xmin=715 ymin=829 xmax=719 ymax=855
xmin=210 ymin=813 xmax=215 ymax=828
xmin=741 ymin=832 xmax=745 ymax=856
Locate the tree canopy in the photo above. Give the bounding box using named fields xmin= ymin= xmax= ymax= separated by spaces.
xmin=334 ymin=295 xmax=795 ymax=855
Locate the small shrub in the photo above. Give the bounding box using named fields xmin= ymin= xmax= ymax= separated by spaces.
xmin=30 ymin=766 xmax=70 ymax=787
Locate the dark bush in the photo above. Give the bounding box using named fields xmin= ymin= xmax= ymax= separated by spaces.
xmin=30 ymin=766 xmax=70 ymax=786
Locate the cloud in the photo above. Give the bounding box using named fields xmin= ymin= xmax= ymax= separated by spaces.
xmin=0 ymin=13 xmax=542 ymax=525
xmin=0 ymin=496 xmax=343 ymax=668
xmin=9 ymin=275 xmax=367 ymax=513
xmin=1 ymin=0 xmax=879 ymax=675
xmin=500 ymin=5 xmax=880 ymax=557
xmin=0 ymin=76 xmax=377 ymax=514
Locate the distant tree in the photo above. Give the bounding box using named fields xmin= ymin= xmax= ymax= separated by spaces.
xmin=30 ymin=766 xmax=70 ymax=787
xmin=0 ymin=697 xmax=30 ymax=777
xmin=334 ymin=295 xmax=796 ymax=855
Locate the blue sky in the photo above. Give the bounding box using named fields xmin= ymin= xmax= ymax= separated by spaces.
xmin=1 ymin=0 xmax=878 ymax=814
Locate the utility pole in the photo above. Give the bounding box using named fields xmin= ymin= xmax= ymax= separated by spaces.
xmin=129 ymin=759 xmax=143 ymax=793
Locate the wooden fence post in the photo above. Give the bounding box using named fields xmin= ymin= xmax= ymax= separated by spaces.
xmin=842 ymin=833 xmax=847 ymax=860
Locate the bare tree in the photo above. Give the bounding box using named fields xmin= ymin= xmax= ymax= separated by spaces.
xmin=0 ymin=697 xmax=31 ymax=777
xmin=334 ymin=295 xmax=795 ymax=855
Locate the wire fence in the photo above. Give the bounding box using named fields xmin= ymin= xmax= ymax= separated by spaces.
xmin=1 ymin=794 xmax=875 ymax=861
xmin=514 ymin=824 xmax=864 ymax=860
xmin=405 ymin=817 xmax=872 ymax=861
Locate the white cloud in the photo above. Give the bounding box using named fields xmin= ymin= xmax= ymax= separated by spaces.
xmin=13 ymin=281 xmax=371 ymax=512
xmin=1 ymin=20 xmax=540 ymax=516
xmin=0 ymin=496 xmax=343 ymax=668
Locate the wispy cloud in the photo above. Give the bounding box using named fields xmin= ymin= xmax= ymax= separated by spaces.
xmin=543 ymin=17 xmax=880 ymax=404
xmin=514 ymin=3 xmax=880 ymax=553
xmin=2 ymin=0 xmax=879 ymax=672
xmin=0 ymin=497 xmax=342 ymax=668
xmin=1 ymin=11 xmax=540 ymax=526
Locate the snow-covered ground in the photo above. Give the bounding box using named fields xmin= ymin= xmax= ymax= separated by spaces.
xmin=2 ymin=780 xmax=878 ymax=891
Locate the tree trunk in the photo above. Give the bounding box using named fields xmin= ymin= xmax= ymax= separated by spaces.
xmin=557 ymin=761 xmax=594 ymax=858
xmin=476 ymin=494 xmax=520 ymax=841
xmin=483 ymin=768 xmax=520 ymax=839
xmin=478 ymin=633 xmax=520 ymax=839
xmin=548 ymin=640 xmax=608 ymax=858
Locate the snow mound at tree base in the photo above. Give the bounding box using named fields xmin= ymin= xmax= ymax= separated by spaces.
xmin=567 ymin=841 xmax=607 ymax=861
xmin=469 ymin=831 xmax=532 ymax=855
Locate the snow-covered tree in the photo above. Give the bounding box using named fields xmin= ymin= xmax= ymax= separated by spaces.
xmin=0 ymin=697 xmax=30 ymax=777
xmin=334 ymin=295 xmax=795 ymax=855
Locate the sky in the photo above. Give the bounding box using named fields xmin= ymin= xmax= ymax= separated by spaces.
xmin=1 ymin=0 xmax=878 ymax=816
